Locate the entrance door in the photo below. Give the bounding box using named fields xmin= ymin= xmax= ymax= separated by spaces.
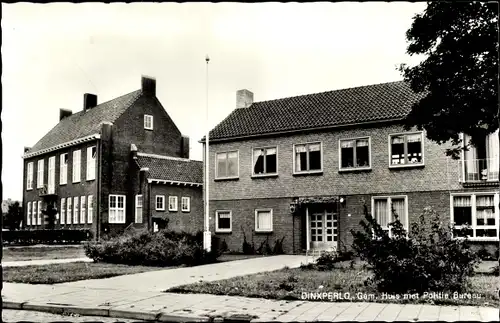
xmin=310 ymin=208 xmax=338 ymax=251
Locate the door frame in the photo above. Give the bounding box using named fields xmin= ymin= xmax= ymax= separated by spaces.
xmin=305 ymin=205 xmax=339 ymax=252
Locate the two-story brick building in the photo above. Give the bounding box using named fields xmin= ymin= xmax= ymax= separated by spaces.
xmin=22 ymin=76 xmax=203 ymax=239
xmin=204 ymin=81 xmax=499 ymax=255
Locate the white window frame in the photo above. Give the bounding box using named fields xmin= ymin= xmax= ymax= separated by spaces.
xmin=292 ymin=141 xmax=323 ymax=175
xmin=135 ymin=195 xmax=143 ymax=223
xmin=73 ymin=196 xmax=79 ymax=224
xmin=388 ymin=131 xmax=425 ymax=168
xmin=156 ymin=195 xmax=165 ymax=211
xmin=67 ymin=197 xmax=72 ymax=224
xmin=60 ymin=153 xmax=68 ymax=185
xmin=32 ymin=201 xmax=37 ymax=225
xmin=251 ymin=146 xmax=279 ymax=177
xmin=168 ymin=196 xmax=178 ymax=212
xmin=48 ymin=156 xmax=55 ymax=194
xmin=181 ymin=196 xmax=190 ymax=212
xmin=255 ymin=208 xmax=274 ymax=232
xmin=144 ymin=114 xmax=154 ymax=130
xmin=87 ymin=195 xmax=93 ymax=224
xmin=371 ymin=195 xmax=409 ymax=237
xmin=27 ymin=202 xmax=32 ymax=226
xmin=37 ymin=159 xmax=44 ymax=188
xmin=86 ymin=146 xmax=97 ymax=181
xmin=80 ymin=196 xmax=86 ymax=223
xmin=72 ymin=150 xmax=81 ymax=183
xmin=27 ymin=162 xmax=34 ymax=190
xmin=215 ymin=150 xmax=240 ymax=180
xmin=60 ymin=198 xmax=66 ymax=225
xmin=450 ymin=192 xmax=499 ymax=241
xmin=215 ymin=210 xmax=232 ymax=233
xmin=109 ymin=194 xmax=126 ymax=224
xmin=338 ymin=137 xmax=372 ymax=171
xmin=37 ymin=201 xmax=42 ymax=225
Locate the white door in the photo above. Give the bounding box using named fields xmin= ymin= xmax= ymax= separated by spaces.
xmin=310 ymin=209 xmax=338 ymax=251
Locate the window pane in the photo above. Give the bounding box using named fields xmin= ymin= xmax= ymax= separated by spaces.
xmin=453 ymin=196 xmax=471 ymax=207
xmin=309 ymin=147 xmax=321 ymax=170
xmin=391 ymin=198 xmax=406 ymax=228
xmin=256 ymin=210 xmax=272 ymax=230
xmin=227 ymin=152 xmax=238 ymax=177
xmin=356 ymin=144 xmax=370 ymax=167
xmin=407 ymin=135 xmax=422 ymax=163
xmin=110 ymin=196 xmax=116 ymax=208
xmin=476 ymin=229 xmax=497 ymax=237
xmin=391 ymin=136 xmax=405 ymax=165
xmin=253 ymin=149 xmax=265 ymax=174
xmin=476 ymin=196 xmax=494 ymax=207
xmin=295 ymin=145 xmax=307 ymax=172
xmin=265 ymin=148 xmax=277 ymax=173
xmin=374 ymin=199 xmax=389 ymax=227
xmin=218 ymin=212 xmax=231 ymax=229
xmin=454 ymin=207 xmax=472 ymax=226
xmin=217 ymin=153 xmax=227 ymax=177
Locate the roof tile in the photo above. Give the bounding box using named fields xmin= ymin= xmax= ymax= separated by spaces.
xmin=136 ymin=154 xmax=203 ymax=184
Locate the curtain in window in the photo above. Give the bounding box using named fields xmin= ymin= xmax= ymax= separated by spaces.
xmin=309 ymin=143 xmax=321 ymax=151
xmin=295 ymin=145 xmax=306 ymax=171
xmin=356 ymin=139 xmax=369 ymax=147
xmin=253 ymin=149 xmax=265 ymax=174
xmin=453 ymin=196 xmax=472 ymax=207
xmin=486 ymin=129 xmax=499 ymax=180
xmin=216 ymin=154 xmax=227 ymax=178
xmin=257 ymin=211 xmax=272 ymax=230
xmin=391 ymin=136 xmax=405 ymax=144
xmin=392 ymin=198 xmax=406 ymax=228
xmin=227 ymin=152 xmax=238 ymax=176
xmin=341 ymin=140 xmax=354 ymax=148
xmin=374 ymin=199 xmax=389 ymax=228
xmin=464 ymin=134 xmax=478 ymax=179
xmin=406 ymin=134 xmax=421 ymax=142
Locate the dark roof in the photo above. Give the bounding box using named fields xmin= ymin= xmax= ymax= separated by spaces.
xmin=208 ymin=81 xmax=425 ymax=141
xmin=27 ymin=90 xmax=142 ymax=154
xmin=136 ymin=154 xmax=203 ymax=184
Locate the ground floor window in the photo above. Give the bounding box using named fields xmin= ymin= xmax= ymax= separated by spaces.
xmin=181 ymin=196 xmax=190 ymax=212
xmin=451 ymin=193 xmax=499 ymax=240
xmin=60 ymin=198 xmax=65 ymax=225
xmin=37 ymin=201 xmax=42 ymax=225
xmin=215 ymin=210 xmax=232 ymax=233
xmin=87 ymin=195 xmax=93 ymax=224
xmin=27 ymin=202 xmax=31 ymax=226
xmin=109 ymin=194 xmax=126 ymax=223
xmin=371 ymin=196 xmax=408 ymax=236
xmin=255 ymin=209 xmax=273 ymax=232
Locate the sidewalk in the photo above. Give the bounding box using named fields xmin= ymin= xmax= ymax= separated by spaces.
xmin=2 ymin=282 xmax=498 ymax=322
xmin=2 ymin=257 xmax=92 ymax=267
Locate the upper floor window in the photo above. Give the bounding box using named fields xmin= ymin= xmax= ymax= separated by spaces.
xmin=216 ymin=151 xmax=239 ymax=179
xmin=156 ymin=195 xmax=165 ymax=211
xmin=340 ymin=137 xmax=370 ymax=170
xmin=168 ymin=196 xmax=178 ymax=211
xmin=462 ymin=130 xmax=499 ymax=182
xmin=144 ymin=114 xmax=153 ymax=130
xmin=87 ymin=146 xmax=97 ymax=181
xmin=37 ymin=159 xmax=44 ymax=188
xmin=60 ymin=154 xmax=68 ymax=185
xmin=294 ymin=142 xmax=322 ymax=174
xmin=109 ymin=195 xmax=126 ymax=224
xmin=372 ymin=196 xmax=408 ymax=237
xmin=252 ymin=147 xmax=277 ymax=176
xmin=389 ymin=132 xmax=424 ymax=167
xmin=181 ymin=197 xmax=190 ymax=212
xmin=48 ymin=156 xmax=55 ymax=194
xmin=452 ymin=193 xmax=499 ymax=240
xmin=72 ymin=150 xmax=81 ymax=183
xmin=27 ymin=162 xmax=33 ymax=190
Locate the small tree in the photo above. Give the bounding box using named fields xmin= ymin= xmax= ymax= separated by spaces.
xmin=3 ymin=201 xmax=22 ymax=230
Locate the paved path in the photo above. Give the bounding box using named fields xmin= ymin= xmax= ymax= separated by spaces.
xmin=3 ymin=309 xmax=144 ymax=323
xmin=57 ymin=255 xmax=308 ymax=292
xmin=3 ymin=257 xmax=93 ymax=267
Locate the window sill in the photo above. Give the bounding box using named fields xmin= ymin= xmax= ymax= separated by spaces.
xmin=251 ymin=173 xmax=278 ymax=179
xmin=144 ymin=128 xmax=153 ymax=131
xmin=215 ymin=177 xmax=239 ymax=182
xmin=293 ymin=170 xmax=323 ymax=176
xmin=156 ymin=209 xmax=165 ymax=212
xmin=59 ymin=183 xmax=67 ymax=186
xmin=27 ymin=188 xmax=33 ymax=191
xmin=86 ymin=179 xmax=96 ymax=182
xmin=389 ymin=163 xmax=424 ymax=169
xmin=339 ymin=167 xmax=372 ymax=173
xmin=169 ymin=209 xmax=178 ymax=212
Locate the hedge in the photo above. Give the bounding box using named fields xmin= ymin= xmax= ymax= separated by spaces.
xmin=2 ymin=229 xmax=92 ymax=246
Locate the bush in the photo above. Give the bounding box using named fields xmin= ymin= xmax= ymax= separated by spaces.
xmin=351 ymin=206 xmax=479 ymax=294
xmin=84 ymin=230 xmax=221 ymax=267
xmin=3 ymin=229 xmax=92 ymax=245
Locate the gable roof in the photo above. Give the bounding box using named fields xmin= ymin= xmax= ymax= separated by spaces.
xmin=26 ymin=90 xmax=143 ymax=155
xmin=207 ymin=81 xmax=425 ymax=142
xmin=136 ymin=153 xmax=203 ymax=185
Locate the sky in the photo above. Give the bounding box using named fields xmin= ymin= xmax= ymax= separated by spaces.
xmin=2 ymin=2 xmax=427 ymax=202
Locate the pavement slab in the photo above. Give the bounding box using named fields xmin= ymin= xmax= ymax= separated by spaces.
xmin=3 ymin=257 xmax=92 ymax=267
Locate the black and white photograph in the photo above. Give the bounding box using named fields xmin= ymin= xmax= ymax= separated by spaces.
xmin=1 ymin=2 xmax=499 ymax=322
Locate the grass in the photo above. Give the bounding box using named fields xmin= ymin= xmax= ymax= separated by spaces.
xmin=167 ymin=260 xmax=499 ymax=308
xmin=3 ymin=261 xmax=163 ymax=284
xmin=3 ymin=245 xmax=86 ymax=262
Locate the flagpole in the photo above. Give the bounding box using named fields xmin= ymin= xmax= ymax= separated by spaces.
xmin=204 ymin=55 xmax=211 ymax=252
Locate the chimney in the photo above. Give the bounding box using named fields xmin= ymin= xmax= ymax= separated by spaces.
xmin=59 ymin=109 xmax=73 ymax=121
xmin=141 ymin=76 xmax=156 ymax=97
xmin=130 ymin=143 xmax=138 ymax=160
xmin=24 ymin=147 xmax=31 ymax=153
xmin=236 ymin=89 xmax=254 ymax=109
xmin=83 ymin=93 xmax=98 ymax=112
xmin=181 ymin=136 xmax=190 ymax=159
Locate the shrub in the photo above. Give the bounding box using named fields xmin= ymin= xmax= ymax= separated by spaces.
xmin=84 ymin=230 xmax=221 ymax=267
xmin=477 ymin=245 xmax=496 ymax=261
xmin=3 ymin=229 xmax=92 ymax=245
xmin=351 ymin=206 xmax=479 ymax=294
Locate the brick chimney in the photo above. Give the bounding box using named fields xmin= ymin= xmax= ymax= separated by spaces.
xmin=130 ymin=143 xmax=138 ymax=160
xmin=24 ymin=147 xmax=31 ymax=153
xmin=181 ymin=136 xmax=190 ymax=159
xmin=236 ymin=89 xmax=254 ymax=109
xmin=141 ymin=76 xmax=156 ymax=97
xmin=83 ymin=93 xmax=98 ymax=112
xmin=59 ymin=109 xmax=73 ymax=121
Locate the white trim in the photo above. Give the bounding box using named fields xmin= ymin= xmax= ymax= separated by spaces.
xmin=388 ymin=131 xmax=425 ymax=168
xmin=135 ymin=194 xmax=143 ymax=223
xmin=72 ymin=150 xmax=81 ymax=183
xmin=155 ymin=195 xmax=165 ymax=211
xmin=73 ymin=196 xmax=79 ymax=224
xmin=60 ymin=198 xmax=65 ymax=225
xmin=251 ymin=145 xmax=279 ymax=177
xmin=137 ymin=152 xmax=192 ymax=162
xmin=108 ymin=194 xmax=126 ymax=224
xmin=37 ymin=159 xmax=44 ymax=188
xmin=306 ymin=207 xmax=310 ymax=252
xmin=215 ymin=210 xmax=232 ymax=233
xmin=48 ymin=156 xmax=55 ymax=194
xmin=371 ymin=195 xmax=409 ymax=237
xmin=59 ymin=153 xmax=68 ymax=185
xmin=292 ymin=141 xmax=323 ymax=175
xmin=459 ymin=133 xmax=466 ymax=182
xmin=87 ymin=195 xmax=93 ymax=224
xmin=67 ymin=197 xmax=72 ymax=224
xmin=255 ymin=208 xmax=273 ymax=232
xmin=86 ymin=146 xmax=96 ymax=181
xmin=27 ymin=202 xmax=32 ymax=226
xmin=338 ymin=136 xmax=372 ymax=172
xmin=215 ymin=150 xmax=240 ymax=180
xmin=168 ymin=196 xmax=178 ymax=211
xmin=181 ymin=196 xmax=191 ymax=212
xmin=144 ymin=114 xmax=154 ymax=130
xmin=147 ymin=178 xmax=202 ymax=187
xmin=22 ymin=134 xmax=101 ymax=159
xmin=37 ymin=201 xmax=42 ymax=225
xmin=26 ymin=162 xmax=33 ymax=190
xmin=80 ymin=196 xmax=86 ymax=223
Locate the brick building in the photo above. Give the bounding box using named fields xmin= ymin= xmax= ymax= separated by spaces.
xmin=203 ymin=81 xmax=499 ymax=254
xmin=22 ymin=76 xmax=203 ymax=239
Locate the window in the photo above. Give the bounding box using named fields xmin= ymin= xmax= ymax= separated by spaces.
xmin=216 ymin=151 xmax=239 ymax=179
xmin=73 ymin=150 xmax=81 ymax=182
xmin=109 ymin=195 xmax=126 ymax=223
xmin=60 ymin=198 xmax=66 ymax=225
xmin=451 ymin=193 xmax=499 ymax=240
xmin=27 ymin=162 xmax=34 ymax=190
xmin=27 ymin=202 xmax=31 ymax=226
xmin=80 ymin=196 xmax=86 ymax=223
xmin=48 ymin=156 xmax=55 ymax=194
xmin=255 ymin=209 xmax=273 ymax=232
xmin=67 ymin=197 xmax=72 ymax=224
xmin=73 ymin=197 xmax=79 ymax=224
xmin=340 ymin=138 xmax=370 ymax=170
xmin=32 ymin=201 xmax=37 ymax=225
xmin=168 ymin=196 xmax=178 ymax=211
xmin=181 ymin=197 xmax=190 ymax=212
xmin=372 ymin=196 xmax=408 ymax=236
xmin=37 ymin=201 xmax=42 ymax=225
xmin=294 ymin=142 xmax=322 ymax=173
xmin=215 ymin=210 xmax=232 ymax=233
xmin=156 ymin=195 xmax=165 ymax=211
xmin=60 ymin=153 xmax=68 ymax=185
xmin=87 ymin=146 xmax=97 ymax=181
xmin=87 ymin=195 xmax=93 ymax=224
xmin=37 ymin=159 xmax=44 ymax=188
xmin=144 ymin=114 xmax=153 ymax=130
xmin=389 ymin=132 xmax=424 ymax=166
xmin=253 ymin=147 xmax=278 ymax=176
xmin=463 ymin=130 xmax=499 ymax=182
xmin=135 ymin=195 xmax=143 ymax=223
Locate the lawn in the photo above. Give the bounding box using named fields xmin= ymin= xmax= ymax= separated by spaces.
xmin=167 ymin=261 xmax=499 ymax=308
xmin=3 ymin=245 xmax=86 ymax=262
xmin=3 ymin=261 xmax=163 ymax=284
